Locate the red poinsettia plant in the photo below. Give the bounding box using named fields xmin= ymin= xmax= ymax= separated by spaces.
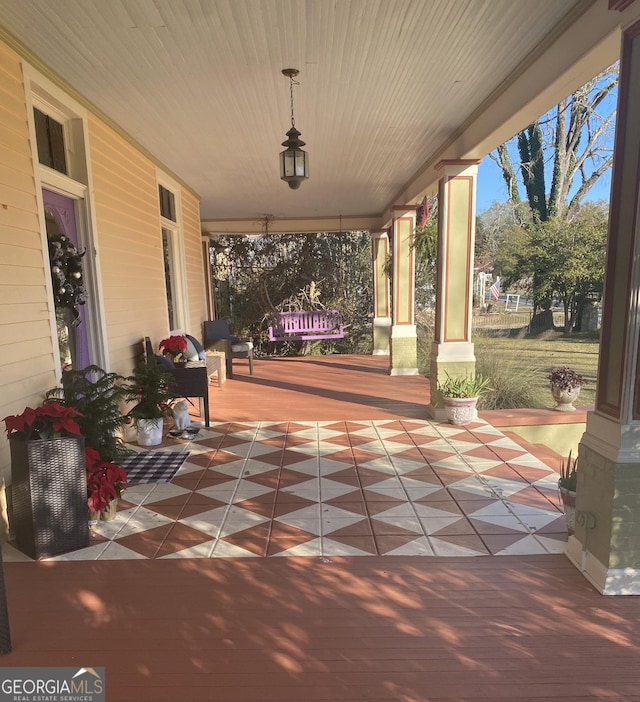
xmin=3 ymin=401 xmax=83 ymax=441
xmin=159 ymin=335 xmax=187 ymax=361
xmin=85 ymin=447 xmax=128 ymax=513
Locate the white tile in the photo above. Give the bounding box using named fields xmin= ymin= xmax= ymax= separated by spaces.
xmin=494 ymin=534 xmax=548 ymax=555
xmin=179 ymin=507 xmax=229 ymax=536
xmin=95 ymin=542 xmax=149 ymax=560
xmin=211 ymin=540 xmax=259 ymax=557
xmin=160 ymin=540 xmax=217 ymax=558
xmin=535 ymin=535 xmax=568 ymax=554
xmin=363 ymin=487 xmax=407 ymax=499
xmin=274 ymin=537 xmax=322 ymax=556
xmin=320 ymin=478 xmax=360 ymax=497
xmin=470 ymin=515 xmax=529 ymax=532
xmin=430 ymin=537 xmax=485 ymax=557
xmin=137 ymin=483 xmax=191 ymax=504
xmin=111 ymin=507 xmax=174 ymax=537
xmin=384 ymin=536 xmax=434 ymax=556
xmin=419 ymin=516 xmax=465 ymax=535
xmin=321 ymin=537 xmax=372 ymax=556
xmin=483 ymin=477 xmax=532 ymax=497
xmin=319 ymin=459 xmax=355 ymax=476
xmin=274 ymin=515 xmax=322 ymax=534
xmin=465 ymin=501 xmax=514 ymax=518
xmin=373 ymin=513 xmax=422 ymax=531
xmin=401 ymin=481 xmax=443 ymax=500
xmin=231 ymin=480 xmax=275 ymax=500
xmin=219 ymin=508 xmax=269 ymax=536
xmin=413 ymin=504 xmax=463 ymax=519
xmin=0 ymin=541 xmax=33 ymax=562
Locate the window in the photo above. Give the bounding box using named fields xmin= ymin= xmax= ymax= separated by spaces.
xmin=159 ymin=185 xmax=176 ymax=222
xmin=157 ymin=178 xmax=186 ymax=330
xmin=33 ymin=107 xmax=67 ymax=174
xmin=162 ymin=227 xmax=177 ymax=330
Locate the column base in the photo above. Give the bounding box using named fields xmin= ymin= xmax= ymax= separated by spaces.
xmin=565 ymin=535 xmax=640 ymax=595
xmin=390 ymin=367 xmax=419 ymax=376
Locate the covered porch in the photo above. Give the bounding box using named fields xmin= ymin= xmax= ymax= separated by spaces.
xmin=2 ymin=355 xmax=638 ymax=700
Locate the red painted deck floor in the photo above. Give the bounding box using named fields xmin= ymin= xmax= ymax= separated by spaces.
xmin=2 ymin=356 xmax=638 ymax=700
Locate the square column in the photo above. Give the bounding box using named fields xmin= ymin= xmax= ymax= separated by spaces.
xmin=427 ymin=160 xmax=480 ymax=420
xmin=567 ymin=15 xmax=640 ymax=594
xmin=371 ymin=229 xmax=391 ymax=355
xmin=389 ymin=208 xmax=418 ymax=375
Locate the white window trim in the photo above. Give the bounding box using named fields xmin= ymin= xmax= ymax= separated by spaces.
xmin=22 ymin=62 xmax=109 ymax=374
xmin=156 ymin=169 xmax=190 ymax=333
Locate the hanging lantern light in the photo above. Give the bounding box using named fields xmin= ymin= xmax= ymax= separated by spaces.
xmin=279 ymin=68 xmax=309 ymax=189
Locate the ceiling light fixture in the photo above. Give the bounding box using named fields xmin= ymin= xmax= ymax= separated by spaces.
xmin=279 ymin=68 xmax=308 ymax=189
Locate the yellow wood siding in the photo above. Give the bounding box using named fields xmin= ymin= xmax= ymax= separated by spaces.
xmin=182 ymin=190 xmax=207 ymax=341
xmin=0 ymin=43 xmax=57 ymax=516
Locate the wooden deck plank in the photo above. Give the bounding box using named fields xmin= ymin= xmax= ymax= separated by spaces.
xmin=3 ymin=555 xmax=640 ymax=700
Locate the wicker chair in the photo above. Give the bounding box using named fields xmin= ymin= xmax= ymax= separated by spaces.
xmin=203 ymin=320 xmax=254 ymax=379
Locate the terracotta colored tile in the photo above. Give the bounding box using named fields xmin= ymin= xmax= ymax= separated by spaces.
xmin=456 ymin=498 xmax=503 ymax=514
xmin=508 ymin=487 xmax=558 ymax=510
xmin=481 ymin=533 xmax=532 ymax=554
xmin=266 ymin=522 xmax=317 ymax=555
xmin=189 ymin=436 xmax=225 ymax=450
xmin=244 ymin=469 xmax=280 ymax=488
xmin=396 ymin=447 xmax=432 ymax=462
xmin=366 ymin=499 xmax=407 ymax=516
xmin=482 ymin=463 xmax=521 ymax=479
xmin=278 ymin=468 xmax=314 ymax=488
xmin=114 ymin=524 xmax=174 ymax=558
xmin=217 ymin=435 xmax=252 ymax=449
xmin=234 ymin=495 xmax=277 ymax=518
xmin=209 ymin=450 xmax=245 ymax=466
xmin=490 ymin=447 xmax=529 ymax=461
xmin=432 ymin=533 xmax=490 ymax=554
xmin=370 ymin=519 xmax=420 ymax=536
xmin=322 ymin=449 xmax=355 ymax=464
xmin=280 ymin=449 xmax=313 ymax=466
xmin=324 ymin=468 xmax=360 ymax=486
xmin=324 ymin=519 xmax=373 ymax=537
xmin=273 ymin=494 xmax=317 ymax=517
xmin=220 ymin=522 xmax=271 ymax=556
xmin=284 ymin=435 xmax=315 ymax=448
xmin=535 ymin=517 xmax=569 ymax=534
xmin=257 ymin=435 xmax=286 ymax=448
xmin=375 ymin=534 xmax=424 ymax=554
xmin=253 ymin=450 xmax=284 ymax=466
xmin=469 ymin=518 xmax=527 ymax=535
xmin=325 ymin=533 xmax=377 ymax=554
xmin=186 ymin=452 xmax=216 ymax=468
xmin=427 ymin=517 xmax=476 ymax=536
xmin=323 ymin=434 xmax=352 ymax=447
xmin=412 ymin=488 xmax=452 ymax=502
xmin=322 ymin=499 xmax=367 ymax=516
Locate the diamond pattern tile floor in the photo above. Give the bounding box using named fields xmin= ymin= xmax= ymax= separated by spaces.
xmin=3 ymin=419 xmax=568 ymax=561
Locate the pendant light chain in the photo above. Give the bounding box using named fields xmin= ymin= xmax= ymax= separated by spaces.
xmin=289 ymin=74 xmax=299 ymax=128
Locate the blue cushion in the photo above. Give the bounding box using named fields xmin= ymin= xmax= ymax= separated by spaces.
xmin=155 ymin=354 xmax=175 ymax=369
xmin=185 ymin=334 xmax=206 ymax=361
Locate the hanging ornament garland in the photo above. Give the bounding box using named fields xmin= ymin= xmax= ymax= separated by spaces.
xmin=48 ymin=233 xmax=87 ymax=326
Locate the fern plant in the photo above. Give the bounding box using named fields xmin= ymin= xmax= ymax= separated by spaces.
xmin=45 ymin=365 xmax=132 ymax=464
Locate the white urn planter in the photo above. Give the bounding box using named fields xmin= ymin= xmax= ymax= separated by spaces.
xmin=443 ymin=396 xmax=478 ymax=426
xmin=550 ymin=383 xmax=581 ymax=412
xmin=136 ymin=418 xmax=163 ymax=446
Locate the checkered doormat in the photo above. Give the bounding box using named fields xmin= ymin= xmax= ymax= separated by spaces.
xmin=122 ymin=451 xmax=190 ymax=484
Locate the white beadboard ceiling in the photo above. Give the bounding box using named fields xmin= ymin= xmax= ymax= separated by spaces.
xmin=0 ymin=0 xmax=611 ymax=226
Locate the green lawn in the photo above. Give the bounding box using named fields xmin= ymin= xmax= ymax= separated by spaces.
xmin=473 ymin=330 xmax=600 ymax=408
xmin=417 ymin=324 xmax=601 ymax=409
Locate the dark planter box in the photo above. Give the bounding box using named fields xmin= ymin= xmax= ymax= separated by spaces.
xmin=9 ymin=435 xmax=89 ymax=559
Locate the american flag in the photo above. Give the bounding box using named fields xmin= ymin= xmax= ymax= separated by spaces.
xmin=489 ymin=276 xmax=501 ymax=301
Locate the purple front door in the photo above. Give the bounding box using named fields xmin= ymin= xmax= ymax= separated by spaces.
xmin=42 ymin=189 xmax=90 ymax=370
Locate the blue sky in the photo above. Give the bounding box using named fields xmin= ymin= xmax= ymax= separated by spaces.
xmin=475 ymin=153 xmax=613 ymax=215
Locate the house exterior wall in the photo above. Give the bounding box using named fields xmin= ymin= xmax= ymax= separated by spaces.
xmin=0 ymin=38 xmax=206 ymax=533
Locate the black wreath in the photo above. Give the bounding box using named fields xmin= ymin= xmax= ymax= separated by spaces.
xmin=48 ymin=233 xmax=87 ymax=324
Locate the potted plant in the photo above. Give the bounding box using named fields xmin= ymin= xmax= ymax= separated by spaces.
xmin=438 ymin=372 xmax=492 ymax=425
xmin=159 ymin=334 xmax=188 ymax=365
xmin=45 ymin=365 xmax=132 ymax=464
xmin=558 ymin=450 xmax=578 ymax=535
xmin=85 ymin=447 xmax=128 ymax=527
xmin=548 ymin=367 xmax=586 ymax=412
xmin=124 ymin=359 xmax=178 ymax=446
xmin=2 ymin=402 xmax=89 ymax=558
